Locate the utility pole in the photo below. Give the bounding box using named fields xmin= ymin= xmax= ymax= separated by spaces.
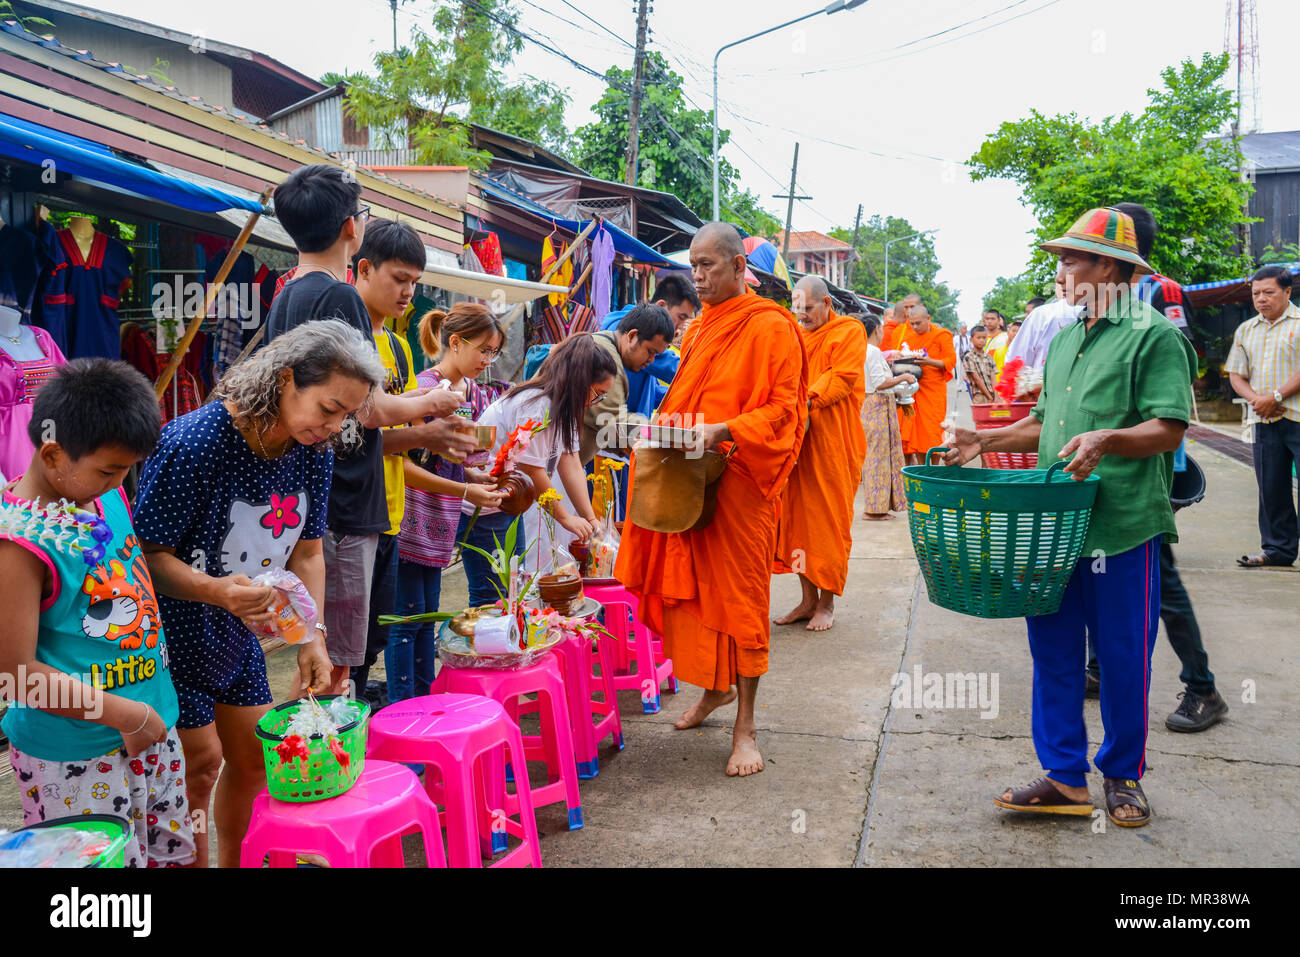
xmin=390 ymin=0 xmax=398 ymax=51
xmin=624 ymin=0 xmax=650 ymax=186
xmin=847 ymin=203 xmax=864 ymax=287
xmin=774 ymin=143 xmax=811 ymax=268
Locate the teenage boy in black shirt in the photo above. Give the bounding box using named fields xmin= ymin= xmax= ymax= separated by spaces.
xmin=264 ymin=164 xmax=474 ymax=693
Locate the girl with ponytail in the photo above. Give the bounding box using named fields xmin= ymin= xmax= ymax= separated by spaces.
xmin=458 ymin=333 xmax=617 ymax=606
xmin=387 ymin=303 xmax=506 ymax=702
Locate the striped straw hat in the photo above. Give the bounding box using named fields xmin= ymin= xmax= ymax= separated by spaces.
xmin=1039 ymin=207 xmax=1152 ymax=275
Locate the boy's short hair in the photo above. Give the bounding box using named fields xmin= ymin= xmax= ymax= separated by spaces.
xmin=356 ymin=218 xmax=427 ymax=273
xmin=654 ymin=273 xmax=702 ymax=311
xmin=29 ymin=359 xmax=162 ymax=460
xmin=274 ymin=164 xmax=363 ymax=254
xmin=617 ymin=303 xmax=674 ymax=342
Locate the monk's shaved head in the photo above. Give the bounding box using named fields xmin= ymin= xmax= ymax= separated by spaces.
xmin=911 ymin=303 xmax=930 ymax=319
xmin=690 ymin=221 xmax=749 ymax=305
xmin=795 ymin=275 xmax=830 ymax=302
xmin=693 ymin=221 xmax=746 ymax=260
xmin=793 ymin=275 xmax=834 ymax=331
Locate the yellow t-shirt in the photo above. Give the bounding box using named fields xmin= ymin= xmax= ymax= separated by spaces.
xmin=374 ymin=325 xmax=417 ymax=535
xmin=988 ymin=332 xmax=1009 ymax=373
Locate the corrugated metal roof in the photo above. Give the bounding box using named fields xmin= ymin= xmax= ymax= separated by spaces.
xmin=0 ymin=18 xmax=464 ymax=211
xmin=1240 ymin=131 xmax=1300 ymax=172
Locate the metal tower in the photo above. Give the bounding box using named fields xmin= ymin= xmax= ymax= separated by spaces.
xmin=1224 ymin=0 xmax=1261 ymax=134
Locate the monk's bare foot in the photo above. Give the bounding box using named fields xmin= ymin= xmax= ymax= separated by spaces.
xmin=774 ymin=602 xmax=815 ymax=625
xmin=806 ymin=605 xmax=834 ymax=631
xmin=726 ymin=728 xmax=764 ymax=777
xmin=863 ymin=512 xmax=894 ymax=521
xmin=674 ymin=688 xmax=736 ymax=730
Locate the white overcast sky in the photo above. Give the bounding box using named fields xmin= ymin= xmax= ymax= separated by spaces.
xmin=96 ymin=0 xmax=1300 ymax=318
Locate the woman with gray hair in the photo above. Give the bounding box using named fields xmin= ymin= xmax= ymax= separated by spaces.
xmin=132 ymin=319 xmax=384 ymax=868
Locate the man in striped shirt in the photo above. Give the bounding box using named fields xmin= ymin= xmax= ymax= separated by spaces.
xmin=1226 ymin=264 xmax=1300 ymax=568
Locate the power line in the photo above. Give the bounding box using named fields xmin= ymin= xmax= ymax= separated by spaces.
xmin=557 ymin=0 xmax=635 ymax=50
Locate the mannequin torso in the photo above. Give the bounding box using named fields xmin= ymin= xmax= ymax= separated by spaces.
xmin=0 ymin=306 xmax=43 ymax=362
xmin=68 ymin=216 xmax=95 ymax=260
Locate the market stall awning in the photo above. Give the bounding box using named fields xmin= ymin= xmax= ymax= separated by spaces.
xmin=0 ymin=112 xmax=264 ymax=215
xmin=420 ymin=261 xmax=565 ymax=304
xmin=477 ymin=176 xmax=676 ymax=266
xmin=1184 ymin=263 xmax=1300 ymax=308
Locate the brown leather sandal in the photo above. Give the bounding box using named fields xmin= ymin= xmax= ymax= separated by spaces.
xmin=993 ymin=776 xmax=1093 ymax=816
xmin=1237 ymin=552 xmax=1291 ymax=568
xmin=1103 ymin=777 xmax=1151 ymax=827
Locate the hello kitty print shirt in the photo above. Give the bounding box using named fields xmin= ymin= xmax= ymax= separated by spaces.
xmin=132 ymin=402 xmax=332 ymax=681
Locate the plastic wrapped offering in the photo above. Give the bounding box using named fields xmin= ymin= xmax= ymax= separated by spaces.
xmin=250 ymin=568 xmax=317 ymax=644
xmin=0 ymin=825 xmax=118 ymax=868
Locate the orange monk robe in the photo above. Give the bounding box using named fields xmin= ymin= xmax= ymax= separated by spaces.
xmin=896 ymin=323 xmax=956 ymax=456
xmin=773 ymin=312 xmax=867 ymax=595
xmin=881 ymin=319 xmax=904 ymax=351
xmin=615 ymin=291 xmax=808 ymax=691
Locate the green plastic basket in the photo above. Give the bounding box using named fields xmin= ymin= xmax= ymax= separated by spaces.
xmin=18 ymin=814 xmax=131 ymax=867
xmin=255 ymin=695 xmax=369 ymax=802
xmin=901 ymin=448 xmax=1100 ymax=619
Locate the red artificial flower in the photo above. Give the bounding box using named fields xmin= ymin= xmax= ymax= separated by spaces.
xmin=327 ymin=737 xmax=351 ymax=769
xmin=995 ymin=357 xmax=1025 ymax=404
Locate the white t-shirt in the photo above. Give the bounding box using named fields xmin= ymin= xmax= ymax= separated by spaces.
xmin=1005 ymin=299 xmax=1085 ymax=371
xmin=465 ymin=388 xmax=579 ymax=517
xmin=864 ymin=344 xmax=893 ymax=392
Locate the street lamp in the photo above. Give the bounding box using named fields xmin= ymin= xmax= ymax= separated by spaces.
xmin=884 ymin=229 xmax=937 ymax=303
xmin=712 ymin=0 xmax=869 ymax=221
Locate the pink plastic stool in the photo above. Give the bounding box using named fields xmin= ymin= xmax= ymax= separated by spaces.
xmin=240 ymin=759 xmax=446 ymax=868
xmin=584 ymin=582 xmax=677 ymax=713
xmin=544 ymin=631 xmax=624 ymax=779
xmin=367 ymin=693 xmax=542 ymax=868
xmin=432 ymin=654 xmax=584 ymax=831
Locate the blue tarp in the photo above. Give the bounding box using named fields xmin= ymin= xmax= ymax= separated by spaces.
xmin=477 ymin=176 xmax=676 ymax=266
xmin=0 ymin=111 xmax=263 ymax=215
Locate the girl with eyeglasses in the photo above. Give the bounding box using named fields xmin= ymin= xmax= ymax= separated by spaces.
xmin=459 ymin=333 xmax=617 ymax=606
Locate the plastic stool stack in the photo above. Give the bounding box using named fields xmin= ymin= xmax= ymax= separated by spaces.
xmin=583 ymin=582 xmax=677 ymax=713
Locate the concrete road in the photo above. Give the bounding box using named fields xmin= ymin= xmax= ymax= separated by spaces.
xmin=3 ymin=415 xmax=1296 ymax=867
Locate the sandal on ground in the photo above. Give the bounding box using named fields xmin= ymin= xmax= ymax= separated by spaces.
xmin=1103 ymin=777 xmax=1151 ymax=828
xmin=992 ymin=776 xmax=1093 ymax=816
xmin=1236 ymin=552 xmax=1291 ymax=568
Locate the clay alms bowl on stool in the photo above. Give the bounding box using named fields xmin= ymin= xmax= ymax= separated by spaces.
xmin=537 ymin=572 xmax=583 ymax=616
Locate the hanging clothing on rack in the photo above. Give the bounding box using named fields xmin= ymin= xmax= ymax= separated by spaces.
xmin=38 ymin=229 xmax=133 ymax=359
xmin=590 ymin=225 xmax=615 ymax=324
xmin=206 ymin=248 xmax=257 ymax=379
xmin=0 ymin=225 xmax=42 ymax=323
xmin=0 ymin=325 xmax=65 ymax=478
xmin=541 ymin=233 xmax=572 ymax=308
xmin=120 ymin=323 xmax=204 ymax=425
xmin=469 ymin=232 xmax=504 ymax=277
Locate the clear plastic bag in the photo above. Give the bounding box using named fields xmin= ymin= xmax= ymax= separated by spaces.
xmin=0 ymin=827 xmax=116 ymax=868
xmin=586 ymin=516 xmax=621 ymax=579
xmin=250 ymin=568 xmax=317 ymax=644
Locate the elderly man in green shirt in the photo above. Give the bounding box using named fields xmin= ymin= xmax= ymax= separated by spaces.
xmin=945 ymin=208 xmax=1197 ymax=828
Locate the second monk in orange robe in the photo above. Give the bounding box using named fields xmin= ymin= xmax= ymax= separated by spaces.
xmin=895 ymin=303 xmax=956 ymax=464
xmin=616 ymin=222 xmax=807 ymax=777
xmin=773 ymin=276 xmax=866 ymax=632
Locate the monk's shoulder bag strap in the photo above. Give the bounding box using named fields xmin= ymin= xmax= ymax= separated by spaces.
xmin=626 ymin=319 xmax=737 ymax=534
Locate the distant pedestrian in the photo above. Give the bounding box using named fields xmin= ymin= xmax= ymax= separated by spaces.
xmin=964 ymin=326 xmax=998 ymax=404
xmin=859 ymin=315 xmax=910 ymax=519
xmin=1226 ymin=264 xmax=1300 ymax=569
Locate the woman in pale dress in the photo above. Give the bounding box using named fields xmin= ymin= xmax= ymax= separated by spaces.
xmin=860 ymin=315 xmax=914 ymax=519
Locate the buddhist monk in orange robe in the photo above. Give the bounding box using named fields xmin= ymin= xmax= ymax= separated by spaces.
xmin=616 ymin=222 xmax=807 ymax=777
xmin=773 ymin=276 xmax=866 ymax=632
xmin=895 ymin=303 xmax=955 ymax=465
xmin=881 ymin=294 xmax=921 ymax=351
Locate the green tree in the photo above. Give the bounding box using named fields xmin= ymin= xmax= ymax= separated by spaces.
xmin=342 ymin=0 xmax=569 ymax=169
xmin=828 ymin=215 xmax=958 ymax=328
xmin=969 ymin=52 xmax=1254 ymax=285
xmin=573 ymin=52 xmax=780 ymax=235
xmin=982 ymin=273 xmax=1052 ymax=319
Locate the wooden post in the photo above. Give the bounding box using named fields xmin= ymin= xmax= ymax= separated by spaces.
xmin=155 ymin=187 xmax=272 ymax=397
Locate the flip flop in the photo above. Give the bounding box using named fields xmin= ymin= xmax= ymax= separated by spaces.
xmin=1103 ymin=777 xmax=1151 ymax=827
xmin=1236 ymin=553 xmax=1291 ymax=568
xmin=993 ymin=776 xmax=1093 ymax=816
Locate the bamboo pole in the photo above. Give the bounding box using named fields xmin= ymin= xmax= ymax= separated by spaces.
xmin=538 ymin=217 xmax=599 ymax=284
xmin=154 ymin=187 xmax=272 ymax=397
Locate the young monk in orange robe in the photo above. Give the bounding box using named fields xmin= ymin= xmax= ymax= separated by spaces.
xmin=615 ymin=223 xmax=807 ymax=777
xmin=881 ymin=294 xmax=921 ymax=351
xmin=895 ymin=303 xmax=956 ymax=464
xmin=773 ymin=276 xmax=866 ymax=632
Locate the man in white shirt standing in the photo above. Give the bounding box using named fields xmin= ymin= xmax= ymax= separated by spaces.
xmin=1004 ymin=283 xmax=1085 ymax=390
xmin=1226 ymin=263 xmax=1300 ymax=569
